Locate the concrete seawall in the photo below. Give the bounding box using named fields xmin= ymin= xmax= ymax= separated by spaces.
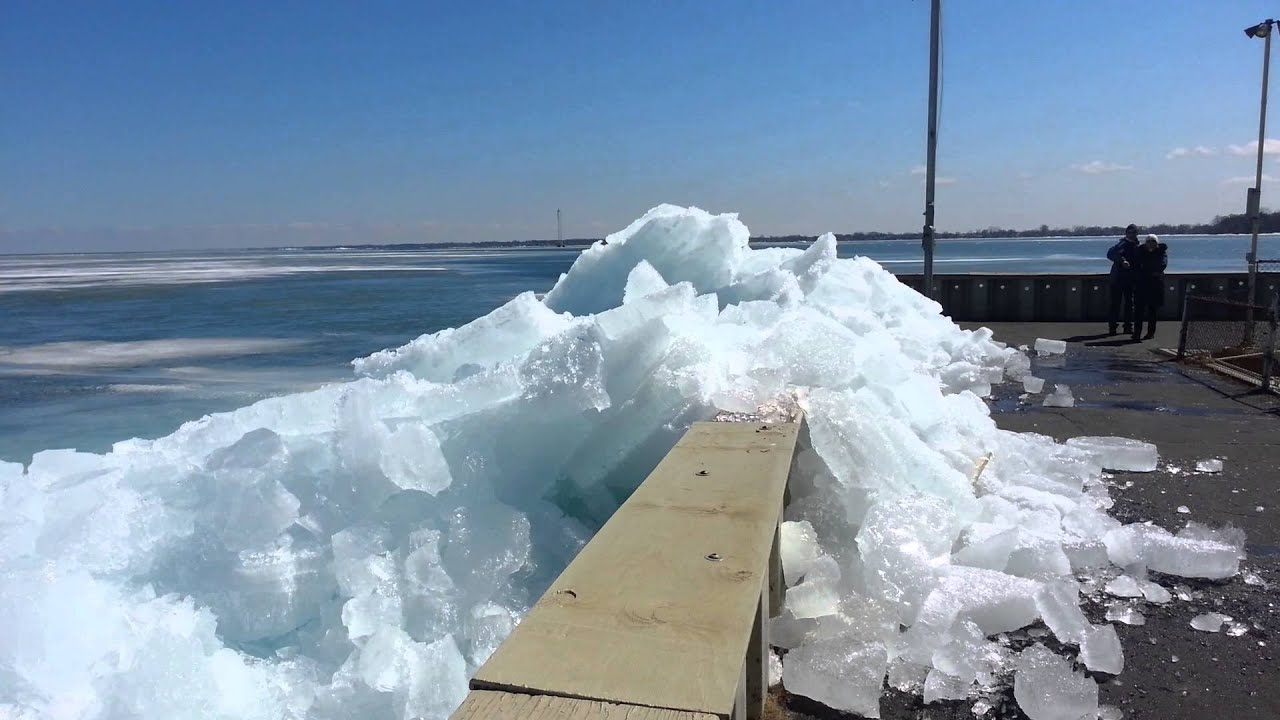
xmin=894 ymin=272 xmax=1279 ymax=322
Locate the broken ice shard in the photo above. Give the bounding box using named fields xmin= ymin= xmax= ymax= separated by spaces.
xmin=1033 ymin=338 xmax=1067 ymax=355
xmin=1013 ymin=644 xmax=1098 ymax=720
xmin=1190 ymin=612 xmax=1230 ymax=632
xmin=1022 ymin=375 xmax=1045 ymax=393
xmin=1195 ymin=458 xmax=1223 ymax=473
xmin=1080 ymin=624 xmax=1124 ymax=674
xmin=1064 ymin=437 xmax=1158 ymax=472
xmin=1104 ymin=575 xmax=1143 ymax=598
xmin=1105 ymin=602 xmax=1146 ymax=626
xmin=1042 ymin=384 xmax=1075 ymax=407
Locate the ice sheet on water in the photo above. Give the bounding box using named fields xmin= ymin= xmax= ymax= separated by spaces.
xmin=0 ymin=205 xmax=1220 ymax=719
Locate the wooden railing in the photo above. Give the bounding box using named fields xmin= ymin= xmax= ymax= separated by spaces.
xmin=449 ymin=416 xmax=806 ymax=720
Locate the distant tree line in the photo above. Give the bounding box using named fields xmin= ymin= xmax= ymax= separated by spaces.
xmin=295 ymin=211 xmax=1280 ymax=252
xmin=749 ymin=210 xmax=1280 ymax=244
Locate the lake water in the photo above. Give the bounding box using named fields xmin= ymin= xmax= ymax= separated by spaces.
xmin=2 ymin=234 xmax=1277 ymax=463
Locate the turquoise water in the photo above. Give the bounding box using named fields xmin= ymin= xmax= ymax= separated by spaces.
xmin=2 ymin=234 xmax=1277 ymax=463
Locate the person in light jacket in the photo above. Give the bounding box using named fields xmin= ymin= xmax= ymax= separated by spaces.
xmin=1106 ymin=224 xmax=1141 ymax=335
xmin=1131 ymin=234 xmax=1168 ymax=340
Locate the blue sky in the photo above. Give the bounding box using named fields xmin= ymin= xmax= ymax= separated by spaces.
xmin=4 ymin=0 xmax=1280 ymax=251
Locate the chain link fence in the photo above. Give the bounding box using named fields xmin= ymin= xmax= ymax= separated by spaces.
xmin=1177 ymin=295 xmax=1277 ymax=391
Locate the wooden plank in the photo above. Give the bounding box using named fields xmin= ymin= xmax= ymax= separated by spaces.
xmin=471 ymin=421 xmax=801 ymax=718
xmin=450 ymin=690 xmax=717 ymax=720
xmin=743 ymin=585 xmax=767 ymax=720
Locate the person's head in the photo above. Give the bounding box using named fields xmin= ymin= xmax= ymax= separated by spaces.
xmin=1144 ymin=234 xmax=1160 ymax=250
xmin=1125 ymin=224 xmax=1139 ymax=241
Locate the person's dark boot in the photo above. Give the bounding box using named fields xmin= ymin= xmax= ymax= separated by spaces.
xmin=1108 ymin=324 xmax=1118 ymax=336
xmin=1123 ymin=324 xmax=1133 ymax=335
xmin=1143 ymin=327 xmax=1155 ymax=340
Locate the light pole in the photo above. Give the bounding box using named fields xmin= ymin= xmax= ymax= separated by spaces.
xmin=1245 ymin=19 xmax=1275 ymax=319
xmin=922 ymin=0 xmax=941 ymax=300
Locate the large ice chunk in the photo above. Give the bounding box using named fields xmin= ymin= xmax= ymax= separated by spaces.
xmin=782 ymin=640 xmax=887 ymax=718
xmin=1065 ymin=437 xmax=1158 ymax=472
xmin=1033 ymin=338 xmax=1067 ymax=355
xmin=1014 ymin=644 xmax=1099 ymax=720
xmin=1103 ymin=523 xmax=1242 ymax=579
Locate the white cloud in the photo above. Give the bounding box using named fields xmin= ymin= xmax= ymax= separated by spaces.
xmin=1072 ymin=160 xmax=1133 ymax=174
xmin=936 ymin=177 xmax=957 ymax=185
xmin=1226 ymin=139 xmax=1280 ymax=156
xmin=1167 ymin=146 xmax=1216 ymax=159
xmin=909 ymin=165 xmax=926 ymax=176
xmin=878 ymin=180 xmax=892 ymax=189
xmin=1222 ymin=174 xmax=1279 ymax=185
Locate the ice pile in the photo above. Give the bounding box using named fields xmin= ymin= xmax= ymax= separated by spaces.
xmin=0 ymin=205 xmax=1247 ymax=720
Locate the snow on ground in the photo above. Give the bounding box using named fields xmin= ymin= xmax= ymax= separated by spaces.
xmin=0 ymin=205 xmax=1246 ymax=719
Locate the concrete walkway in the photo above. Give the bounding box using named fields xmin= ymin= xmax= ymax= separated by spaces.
xmin=780 ymin=322 xmax=1279 ymax=720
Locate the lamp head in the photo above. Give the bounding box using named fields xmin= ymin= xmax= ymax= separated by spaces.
xmin=1246 ymin=21 xmax=1273 ymax=39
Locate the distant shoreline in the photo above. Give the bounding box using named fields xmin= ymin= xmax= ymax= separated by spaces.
xmin=260 ymin=230 xmax=1275 ymax=253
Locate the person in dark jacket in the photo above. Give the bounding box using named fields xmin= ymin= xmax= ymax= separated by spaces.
xmin=1131 ymin=234 xmax=1168 ymax=340
xmin=1106 ymin=224 xmax=1141 ymax=334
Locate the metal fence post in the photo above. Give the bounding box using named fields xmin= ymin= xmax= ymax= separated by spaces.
xmin=1266 ymin=298 xmax=1278 ymax=391
xmin=1177 ymin=293 xmax=1192 ymax=360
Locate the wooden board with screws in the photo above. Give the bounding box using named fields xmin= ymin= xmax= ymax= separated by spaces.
xmin=467 ymin=421 xmax=802 ymax=719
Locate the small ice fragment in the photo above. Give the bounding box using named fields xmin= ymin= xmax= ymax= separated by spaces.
xmin=1104 ymin=575 xmax=1144 ymax=598
xmin=1256 ymin=506 xmax=1265 ymax=512
xmin=1034 ymin=338 xmax=1067 ymax=355
xmin=1105 ymin=602 xmax=1145 ymax=626
xmin=1099 ymin=706 xmax=1125 ymax=720
xmin=768 ymin=651 xmax=783 ymax=687
xmin=1225 ymin=622 xmax=1250 ymax=637
xmin=1022 ymin=375 xmax=1046 ymax=393
xmin=1014 ymin=644 xmax=1098 ymax=720
xmin=1171 ymin=655 xmax=1179 ymax=663
xmin=1190 ymin=612 xmax=1230 ymax=632
xmin=923 ymin=669 xmax=971 ymax=703
xmin=1139 ymin=581 xmax=1171 ymax=604
xmin=1195 ymin=458 xmax=1223 ymax=473
xmin=1027 ymin=627 xmax=1049 ymax=638
xmin=1035 ymin=581 xmax=1089 ymax=644
xmin=1065 ymin=436 xmax=1158 ymax=472
xmin=1242 ymin=571 xmax=1265 ymax=586
xmin=779 ymin=520 xmax=821 ymax=587
xmin=1080 ymin=624 xmax=1124 ymax=674
xmin=1173 ymin=584 xmax=1195 ymax=601
xmin=972 ymin=698 xmax=993 ymax=716
xmin=1043 ymin=384 xmax=1075 ymax=408
xmin=1177 ymin=506 xmax=1190 ymax=514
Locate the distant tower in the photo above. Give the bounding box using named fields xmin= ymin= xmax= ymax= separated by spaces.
xmin=557 ymin=209 xmax=563 ymax=246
